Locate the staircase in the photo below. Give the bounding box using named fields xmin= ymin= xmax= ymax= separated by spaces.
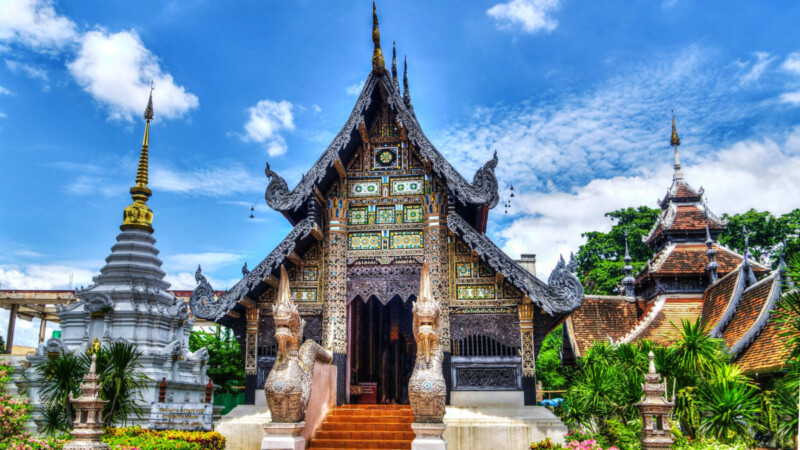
xmin=308 ymin=404 xmax=415 ymax=450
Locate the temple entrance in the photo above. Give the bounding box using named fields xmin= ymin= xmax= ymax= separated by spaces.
xmin=348 ymin=295 xmax=416 ymax=404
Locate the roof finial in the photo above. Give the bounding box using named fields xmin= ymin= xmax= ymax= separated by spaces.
xmin=742 ymin=226 xmax=757 ymax=286
xmin=403 ymin=55 xmax=412 ymax=108
xmin=622 ymin=230 xmax=635 ymax=297
xmin=121 ymin=84 xmax=155 ymax=232
xmin=391 ymin=41 xmax=399 ymax=91
xmin=671 ymin=110 xmax=684 ymax=181
xmin=705 ymin=215 xmax=719 ymax=283
xmin=371 ymin=2 xmax=385 ymax=74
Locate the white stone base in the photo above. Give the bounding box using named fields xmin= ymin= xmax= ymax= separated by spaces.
xmin=449 ymin=390 xmax=524 ymax=407
xmin=215 ymin=405 xmax=271 ymax=450
xmin=261 ymin=422 xmax=305 ymax=450
xmin=443 ymin=406 xmax=567 ymax=450
xmin=411 ymin=423 xmax=447 ymax=450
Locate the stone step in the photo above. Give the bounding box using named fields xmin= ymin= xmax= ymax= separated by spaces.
xmin=325 ymin=414 xmax=414 ymax=422
xmin=314 ymin=431 xmax=415 ymax=441
xmin=308 ymin=438 xmax=412 ymax=449
xmin=317 ymin=422 xmax=413 ymax=432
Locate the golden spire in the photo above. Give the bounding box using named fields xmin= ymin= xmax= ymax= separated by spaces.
xmin=371 ymin=2 xmax=385 ymax=74
xmin=121 ymin=84 xmax=155 ymax=232
xmin=670 ymin=110 xmax=683 ymax=181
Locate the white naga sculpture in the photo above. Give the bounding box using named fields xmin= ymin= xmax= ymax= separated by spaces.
xmin=264 ymin=266 xmax=333 ymax=422
xmin=408 ymin=263 xmax=447 ymax=423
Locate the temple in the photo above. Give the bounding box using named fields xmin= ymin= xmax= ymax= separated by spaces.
xmin=190 ymin=5 xmax=583 ymax=407
xmin=563 ymin=114 xmax=791 ymax=378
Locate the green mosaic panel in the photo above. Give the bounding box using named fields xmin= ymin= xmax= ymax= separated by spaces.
xmin=405 ymin=204 xmax=423 ymax=223
xmin=376 ymin=206 xmax=395 ymax=224
xmin=389 ymin=231 xmax=423 ymax=249
xmin=348 ymin=232 xmax=382 ymax=250
xmin=390 ymin=178 xmax=423 ymax=196
xmin=456 ymin=284 xmax=496 ymax=300
xmin=303 ymin=266 xmax=318 ymax=281
xmin=348 ymin=207 xmax=368 ymax=225
xmin=350 ymin=180 xmax=381 ymax=197
xmin=456 ymin=262 xmax=472 ymax=278
xmin=291 ymin=288 xmax=317 ymax=303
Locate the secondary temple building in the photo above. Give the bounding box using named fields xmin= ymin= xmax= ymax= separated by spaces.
xmin=190 ymin=9 xmax=583 ymax=407
xmin=562 ymin=117 xmax=791 ymax=379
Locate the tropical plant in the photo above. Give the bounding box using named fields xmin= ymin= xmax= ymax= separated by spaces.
xmin=189 ymin=324 xmax=245 ymax=394
xmin=670 ymin=318 xmax=726 ymax=384
xmin=0 ymin=334 xmax=5 ymax=354
xmin=33 ymin=350 xmax=87 ymax=429
xmin=535 ymin=325 xmax=574 ymax=390
xmin=695 ymin=373 xmax=762 ymax=444
xmin=92 ymin=341 xmax=150 ymax=426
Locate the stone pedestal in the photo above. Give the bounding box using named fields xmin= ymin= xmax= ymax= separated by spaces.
xmin=411 ymin=422 xmax=447 ymax=450
xmin=261 ymin=422 xmax=305 ymax=450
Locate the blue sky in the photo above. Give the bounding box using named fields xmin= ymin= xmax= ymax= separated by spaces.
xmin=2 ymin=0 xmax=800 ymax=346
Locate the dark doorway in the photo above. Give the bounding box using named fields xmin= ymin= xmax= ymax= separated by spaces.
xmin=349 ymin=295 xmax=416 ymax=404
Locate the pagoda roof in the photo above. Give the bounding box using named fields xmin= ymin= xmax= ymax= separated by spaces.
xmin=643 ymin=202 xmax=728 ymax=248
xmin=635 ymin=242 xmax=767 ymax=284
xmin=262 ymin=70 xmax=499 ymax=230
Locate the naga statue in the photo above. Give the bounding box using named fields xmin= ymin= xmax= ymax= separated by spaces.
xmin=265 ymin=265 xmax=333 ymax=423
xmin=408 ymin=263 xmax=447 ymax=423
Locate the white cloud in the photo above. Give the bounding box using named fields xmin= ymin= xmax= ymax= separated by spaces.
xmin=781 ymin=91 xmax=800 ymax=105
xmin=738 ymin=51 xmax=775 ymax=85
xmin=163 ymin=252 xmax=243 ymax=273
xmin=498 ymin=129 xmax=800 ymax=278
xmin=0 ymin=0 xmax=78 ymax=51
xmin=150 ymin=164 xmax=264 ymax=196
xmin=0 ymin=85 xmax=10 ymax=95
xmin=312 ymin=104 xmax=322 ymax=114
xmin=781 ymin=52 xmax=800 ymax=75
xmin=0 ymin=264 xmax=95 ymax=290
xmin=487 ymin=0 xmax=560 ymax=34
xmin=345 ymin=81 xmax=365 ymax=96
xmin=241 ymin=99 xmax=295 ymax=156
xmin=67 ymin=29 xmax=199 ymax=121
xmin=5 ymin=59 xmax=49 ymax=83
xmin=164 ymin=271 xmax=240 ymax=291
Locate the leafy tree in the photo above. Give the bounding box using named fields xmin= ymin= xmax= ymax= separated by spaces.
xmin=534 ymin=325 xmax=574 ymax=391
xmin=0 ymin=334 xmax=5 ymax=354
xmin=190 ymin=325 xmax=245 ymax=394
xmin=576 ymin=206 xmax=660 ymax=295
xmin=93 ymin=341 xmax=150 ymax=426
xmin=34 ymin=351 xmax=86 ymax=431
xmin=719 ymin=208 xmax=800 ymax=265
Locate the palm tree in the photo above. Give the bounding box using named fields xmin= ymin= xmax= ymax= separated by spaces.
xmin=670 ymin=318 xmax=726 ymax=383
xmin=91 ymin=341 xmax=150 ymax=427
xmin=33 ymin=351 xmax=87 ymax=430
xmin=695 ymin=375 xmax=762 ymax=444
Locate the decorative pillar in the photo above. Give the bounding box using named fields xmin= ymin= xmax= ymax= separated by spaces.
xmin=518 ymin=300 xmax=536 ymax=405
xmin=6 ymin=303 xmax=18 ymax=354
xmin=635 ymin=352 xmax=674 ymax=449
xmin=423 ymin=193 xmax=451 ymax=403
xmin=322 ymin=197 xmax=349 ymax=404
xmin=64 ymin=354 xmax=109 ymax=450
xmin=244 ymin=304 xmax=259 ymax=405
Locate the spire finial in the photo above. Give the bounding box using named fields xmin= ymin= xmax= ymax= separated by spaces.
xmin=622 ymin=230 xmax=635 ymax=297
xmin=741 ymin=225 xmax=757 ymax=286
xmin=371 ymin=2 xmax=385 ymax=74
xmin=671 ymin=110 xmax=684 ymax=181
xmin=705 ymin=215 xmax=719 ymax=283
xmin=121 ymin=86 xmax=154 ymax=232
xmin=403 ymin=55 xmax=412 ymax=108
xmin=391 ymin=41 xmax=399 ymax=90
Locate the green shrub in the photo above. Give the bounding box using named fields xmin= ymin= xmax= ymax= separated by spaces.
xmin=102 ymin=426 xmax=226 ymax=450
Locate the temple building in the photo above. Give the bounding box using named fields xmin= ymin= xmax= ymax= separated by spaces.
xmin=562 ymin=116 xmax=792 ymax=378
xmin=190 ymin=7 xmax=583 ymax=407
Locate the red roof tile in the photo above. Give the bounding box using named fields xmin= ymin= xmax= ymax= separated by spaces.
xmin=701 ymin=270 xmax=742 ymax=330
xmin=639 ymin=243 xmax=766 ymax=280
xmin=637 ymin=299 xmax=704 ymax=345
xmin=721 ymin=279 xmax=775 ymax=349
xmin=735 ymin=314 xmax=794 ymax=373
xmin=566 ymin=296 xmax=640 ymax=357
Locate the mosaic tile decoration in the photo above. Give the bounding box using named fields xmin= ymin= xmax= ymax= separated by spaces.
xmin=389 ymin=231 xmax=424 ymax=249
xmin=303 ymin=266 xmax=319 ymax=281
xmin=457 ymin=284 xmax=496 ymax=300
xmin=405 ymin=204 xmax=423 ymax=223
xmin=374 ymin=146 xmax=399 ymax=170
xmin=376 ymin=206 xmax=395 ymax=224
xmin=348 ymin=207 xmax=369 ymax=225
xmin=304 ymin=245 xmax=318 ymax=260
xmin=503 ymin=281 xmax=522 ymax=298
xmin=456 ymin=262 xmax=472 ymax=278
xmin=350 ymin=179 xmax=381 ymax=197
xmin=479 ymin=262 xmax=496 ymax=278
xmin=291 ymin=288 xmax=317 ymax=303
xmin=455 ymin=239 xmax=471 ymax=256
xmin=348 ymin=232 xmax=382 ymax=250
xmin=390 ymin=177 xmax=423 ymax=196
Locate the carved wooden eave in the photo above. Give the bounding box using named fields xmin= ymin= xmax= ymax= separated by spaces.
xmin=446 ymin=213 xmax=583 ymax=317
xmin=262 ymin=71 xmax=500 ymax=231
xmin=189 ymin=218 xmax=317 ymax=322
xmin=727 ymin=269 xmax=783 ymax=358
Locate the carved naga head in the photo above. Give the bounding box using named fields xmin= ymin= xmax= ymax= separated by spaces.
xmin=272 ymin=265 xmax=304 ymax=359
xmin=413 ymin=263 xmax=441 ymax=363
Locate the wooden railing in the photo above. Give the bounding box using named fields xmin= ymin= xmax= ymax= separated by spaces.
xmin=452 ymin=334 xmax=519 ymax=357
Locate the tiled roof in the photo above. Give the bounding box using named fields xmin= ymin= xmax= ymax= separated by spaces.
xmin=735 ymin=313 xmax=793 ymax=373
xmin=637 ymin=298 xmax=704 ymax=345
xmin=565 ymin=296 xmax=640 ymax=357
xmin=673 ymin=183 xmax=701 ymax=200
xmin=644 ymin=202 xmax=727 ymax=246
xmin=721 ymin=279 xmax=775 ymax=349
xmin=638 ymin=243 xmax=767 ymax=281
xmin=700 ymin=269 xmax=742 ymax=331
